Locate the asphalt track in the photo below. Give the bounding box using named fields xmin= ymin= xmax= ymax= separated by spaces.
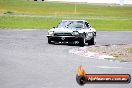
xmin=0 ymin=30 xmax=132 ymax=88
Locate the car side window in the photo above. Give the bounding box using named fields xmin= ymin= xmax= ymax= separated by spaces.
xmin=85 ymin=22 xmax=90 ymax=28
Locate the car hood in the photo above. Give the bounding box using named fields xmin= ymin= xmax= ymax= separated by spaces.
xmin=48 ymin=27 xmax=91 ymax=33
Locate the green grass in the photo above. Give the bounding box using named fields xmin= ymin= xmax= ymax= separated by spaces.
xmin=128 ymin=48 xmax=132 ymax=53
xmin=0 ymin=15 xmax=132 ymax=30
xmin=0 ymin=15 xmax=60 ymax=29
xmin=0 ymin=0 xmax=132 ymax=30
xmin=0 ymin=0 xmax=132 ymax=16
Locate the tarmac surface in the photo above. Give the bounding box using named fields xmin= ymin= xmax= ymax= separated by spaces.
xmin=0 ymin=30 xmax=132 ymax=88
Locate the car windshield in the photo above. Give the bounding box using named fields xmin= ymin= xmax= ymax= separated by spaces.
xmin=57 ymin=21 xmax=84 ymax=29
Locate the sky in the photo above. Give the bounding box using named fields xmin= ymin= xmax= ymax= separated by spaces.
xmin=47 ymin=0 xmax=132 ymax=4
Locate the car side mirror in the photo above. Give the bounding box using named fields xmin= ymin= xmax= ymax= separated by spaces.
xmin=89 ymin=25 xmax=91 ymax=28
xmin=53 ymin=27 xmax=56 ymax=29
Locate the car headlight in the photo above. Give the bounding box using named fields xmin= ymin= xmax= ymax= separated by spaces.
xmin=72 ymin=31 xmax=79 ymax=36
xmin=48 ymin=31 xmax=54 ymax=36
xmin=87 ymin=32 xmax=93 ymax=36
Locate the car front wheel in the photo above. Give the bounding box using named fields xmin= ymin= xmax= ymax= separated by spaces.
xmin=88 ymin=37 xmax=95 ymax=45
xmin=79 ymin=37 xmax=86 ymax=46
xmin=48 ymin=38 xmax=52 ymax=44
xmin=94 ymin=32 xmax=96 ymax=36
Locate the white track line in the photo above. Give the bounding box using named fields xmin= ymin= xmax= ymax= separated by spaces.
xmin=21 ymin=29 xmax=38 ymax=30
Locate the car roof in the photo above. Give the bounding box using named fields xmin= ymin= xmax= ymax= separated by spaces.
xmin=62 ymin=20 xmax=86 ymax=22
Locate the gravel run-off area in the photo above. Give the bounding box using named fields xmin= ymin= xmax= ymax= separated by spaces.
xmin=69 ymin=44 xmax=132 ymax=62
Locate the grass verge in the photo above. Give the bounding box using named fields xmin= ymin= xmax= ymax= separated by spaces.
xmin=128 ymin=48 xmax=132 ymax=53
xmin=0 ymin=0 xmax=132 ymax=30
xmin=0 ymin=15 xmax=132 ymax=30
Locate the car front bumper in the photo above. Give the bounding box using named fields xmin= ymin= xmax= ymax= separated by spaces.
xmin=47 ymin=35 xmax=82 ymax=42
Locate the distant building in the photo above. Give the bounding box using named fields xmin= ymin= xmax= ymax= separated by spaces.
xmin=119 ymin=0 xmax=124 ymax=5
